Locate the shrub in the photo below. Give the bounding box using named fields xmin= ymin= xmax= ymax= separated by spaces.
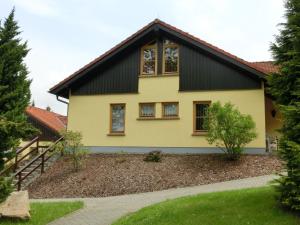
xmin=144 ymin=151 xmax=162 ymax=162
xmin=56 ymin=130 xmax=88 ymax=171
xmin=204 ymin=101 xmax=257 ymax=160
xmin=0 ymin=177 xmax=13 ymax=203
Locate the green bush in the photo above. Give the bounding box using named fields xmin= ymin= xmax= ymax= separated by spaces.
xmin=204 ymin=101 xmax=257 ymax=160
xmin=144 ymin=151 xmax=162 ymax=162
xmin=0 ymin=177 xmax=13 ymax=203
xmin=56 ymin=130 xmax=88 ymax=171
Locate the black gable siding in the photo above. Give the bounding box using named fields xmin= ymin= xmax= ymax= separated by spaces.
xmin=71 ymin=48 xmax=140 ymax=95
xmin=179 ymin=45 xmax=261 ymax=91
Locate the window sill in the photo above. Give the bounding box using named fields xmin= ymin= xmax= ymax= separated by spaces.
xmin=192 ymin=132 xmax=208 ymax=136
xmin=137 ymin=117 xmax=180 ymax=120
xmin=107 ymin=133 xmax=125 ymax=136
xmin=139 ymin=73 xmax=179 ymax=78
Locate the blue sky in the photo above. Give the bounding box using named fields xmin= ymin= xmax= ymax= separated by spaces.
xmin=1 ymin=0 xmax=284 ymax=115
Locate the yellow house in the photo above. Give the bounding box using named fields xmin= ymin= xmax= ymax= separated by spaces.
xmin=50 ymin=19 xmax=281 ymax=154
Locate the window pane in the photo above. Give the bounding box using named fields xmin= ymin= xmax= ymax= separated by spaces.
xmin=163 ymin=103 xmax=178 ymax=117
xmin=140 ymin=104 xmax=155 ymax=117
xmin=195 ymin=103 xmax=209 ymax=131
xmin=143 ymin=48 xmax=156 ymax=74
xmin=196 ymin=104 xmax=209 ymax=117
xmin=164 ymin=47 xmax=178 ymax=73
xmin=196 ymin=117 xmax=205 ymax=131
xmin=163 ymin=39 xmax=176 ymax=45
xmin=111 ymin=105 xmax=125 ymax=132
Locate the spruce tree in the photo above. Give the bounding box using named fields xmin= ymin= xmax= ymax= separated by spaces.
xmin=0 ymin=9 xmax=34 ymax=170
xmin=268 ymin=0 xmax=300 ymax=211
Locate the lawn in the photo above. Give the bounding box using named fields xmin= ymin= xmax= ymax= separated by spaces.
xmin=1 ymin=201 xmax=83 ymax=225
xmin=113 ymin=187 xmax=300 ymax=225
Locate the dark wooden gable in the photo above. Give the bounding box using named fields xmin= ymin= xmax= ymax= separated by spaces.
xmin=52 ymin=22 xmax=264 ymax=98
xmin=179 ymin=44 xmax=261 ymax=91
xmin=71 ymin=48 xmax=140 ymax=95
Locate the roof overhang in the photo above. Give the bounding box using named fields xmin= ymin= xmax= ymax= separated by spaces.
xmin=49 ymin=19 xmax=267 ymax=98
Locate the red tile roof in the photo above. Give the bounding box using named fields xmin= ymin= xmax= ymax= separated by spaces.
xmin=250 ymin=61 xmax=279 ymax=74
xmin=26 ymin=106 xmax=67 ymax=133
xmin=50 ymin=19 xmax=278 ymax=92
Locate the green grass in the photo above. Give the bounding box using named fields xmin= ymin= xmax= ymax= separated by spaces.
xmin=1 ymin=201 xmax=83 ymax=225
xmin=113 ymin=187 xmax=300 ymax=225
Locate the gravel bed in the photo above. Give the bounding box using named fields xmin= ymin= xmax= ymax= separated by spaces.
xmin=28 ymin=153 xmax=282 ymax=199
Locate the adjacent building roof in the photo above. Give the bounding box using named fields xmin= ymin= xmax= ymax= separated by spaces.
xmin=250 ymin=61 xmax=279 ymax=74
xmin=25 ymin=106 xmax=67 ymax=133
xmin=49 ymin=19 xmax=278 ymax=97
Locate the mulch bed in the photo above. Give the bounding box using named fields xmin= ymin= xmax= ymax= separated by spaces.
xmin=28 ymin=154 xmax=282 ymax=199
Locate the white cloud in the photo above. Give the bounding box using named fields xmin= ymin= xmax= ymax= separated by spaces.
xmin=12 ymin=0 xmax=59 ymax=17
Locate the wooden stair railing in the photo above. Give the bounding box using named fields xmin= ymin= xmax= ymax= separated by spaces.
xmin=0 ymin=136 xmax=41 ymax=177
xmin=13 ymin=136 xmax=63 ymax=191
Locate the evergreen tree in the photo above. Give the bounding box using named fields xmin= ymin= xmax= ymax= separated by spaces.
xmin=0 ymin=9 xmax=34 ymax=170
xmin=268 ymin=0 xmax=300 ymax=211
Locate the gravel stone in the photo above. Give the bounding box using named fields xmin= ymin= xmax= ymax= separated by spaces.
xmin=28 ymin=153 xmax=282 ymax=199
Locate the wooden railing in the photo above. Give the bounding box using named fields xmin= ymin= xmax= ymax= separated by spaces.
xmin=13 ymin=136 xmax=63 ymax=191
xmin=0 ymin=136 xmax=41 ymax=177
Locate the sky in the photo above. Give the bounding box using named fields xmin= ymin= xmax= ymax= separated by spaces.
xmin=1 ymin=0 xmax=285 ymax=115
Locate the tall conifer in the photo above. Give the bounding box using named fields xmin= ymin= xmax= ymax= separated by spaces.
xmin=268 ymin=0 xmax=300 ymax=211
xmin=0 ymin=9 xmax=34 ymax=170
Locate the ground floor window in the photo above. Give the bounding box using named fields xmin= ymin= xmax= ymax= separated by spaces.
xmin=193 ymin=101 xmax=210 ymax=133
xmin=162 ymin=102 xmax=179 ymax=117
xmin=140 ymin=103 xmax=155 ymax=117
xmin=110 ymin=104 xmax=125 ymax=133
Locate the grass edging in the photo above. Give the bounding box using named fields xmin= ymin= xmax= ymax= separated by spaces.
xmin=0 ymin=201 xmax=83 ymax=225
xmin=113 ymin=187 xmax=300 ymax=225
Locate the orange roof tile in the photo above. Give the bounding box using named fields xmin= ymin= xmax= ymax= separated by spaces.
xmin=26 ymin=106 xmax=67 ymax=133
xmin=250 ymin=61 xmax=279 ymax=74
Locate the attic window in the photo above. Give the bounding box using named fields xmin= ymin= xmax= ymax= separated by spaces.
xmin=163 ymin=39 xmax=179 ymax=74
xmin=141 ymin=41 xmax=157 ymax=75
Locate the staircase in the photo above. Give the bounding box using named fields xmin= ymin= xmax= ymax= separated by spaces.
xmin=12 ymin=153 xmax=59 ymax=190
xmin=0 ymin=136 xmax=64 ymax=191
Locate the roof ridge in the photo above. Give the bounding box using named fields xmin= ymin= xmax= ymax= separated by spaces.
xmin=27 ymin=106 xmax=65 ymax=117
xmin=154 ymin=19 xmax=266 ymax=73
xmin=251 ymin=61 xmax=275 ymax=63
xmin=50 ymin=19 xmax=273 ymax=93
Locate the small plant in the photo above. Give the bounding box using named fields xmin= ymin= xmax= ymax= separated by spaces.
xmin=144 ymin=151 xmax=162 ymax=162
xmin=204 ymin=101 xmax=257 ymax=160
xmin=56 ymin=130 xmax=88 ymax=171
xmin=0 ymin=177 xmax=13 ymax=203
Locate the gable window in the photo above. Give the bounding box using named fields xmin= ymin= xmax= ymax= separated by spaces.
xmin=193 ymin=101 xmax=210 ymax=133
xmin=140 ymin=103 xmax=155 ymax=117
xmin=162 ymin=102 xmax=179 ymax=117
xmin=163 ymin=39 xmax=179 ymax=74
xmin=110 ymin=104 xmax=125 ymax=134
xmin=141 ymin=41 xmax=157 ymax=75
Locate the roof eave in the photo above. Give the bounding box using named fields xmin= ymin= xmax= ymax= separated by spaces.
xmin=49 ymin=20 xmax=267 ymax=96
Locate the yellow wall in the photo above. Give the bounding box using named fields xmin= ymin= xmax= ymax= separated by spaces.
xmin=265 ymin=96 xmax=282 ymax=138
xmin=68 ymin=76 xmax=267 ymax=148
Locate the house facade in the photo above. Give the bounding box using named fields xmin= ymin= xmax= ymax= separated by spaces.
xmin=50 ymin=19 xmax=281 ymax=154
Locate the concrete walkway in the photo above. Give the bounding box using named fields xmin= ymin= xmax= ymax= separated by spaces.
xmin=31 ymin=175 xmax=277 ymax=225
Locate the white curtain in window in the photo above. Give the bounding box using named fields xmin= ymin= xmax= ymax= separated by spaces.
xmin=164 ymin=104 xmax=177 ymax=116
xmin=141 ymin=105 xmax=154 ymax=116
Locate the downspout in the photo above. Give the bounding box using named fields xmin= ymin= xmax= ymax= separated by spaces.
xmin=56 ymin=95 xmax=69 ymax=132
xmin=56 ymin=95 xmax=69 ymax=105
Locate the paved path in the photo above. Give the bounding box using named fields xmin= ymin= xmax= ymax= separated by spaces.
xmin=31 ymin=175 xmax=277 ymax=225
